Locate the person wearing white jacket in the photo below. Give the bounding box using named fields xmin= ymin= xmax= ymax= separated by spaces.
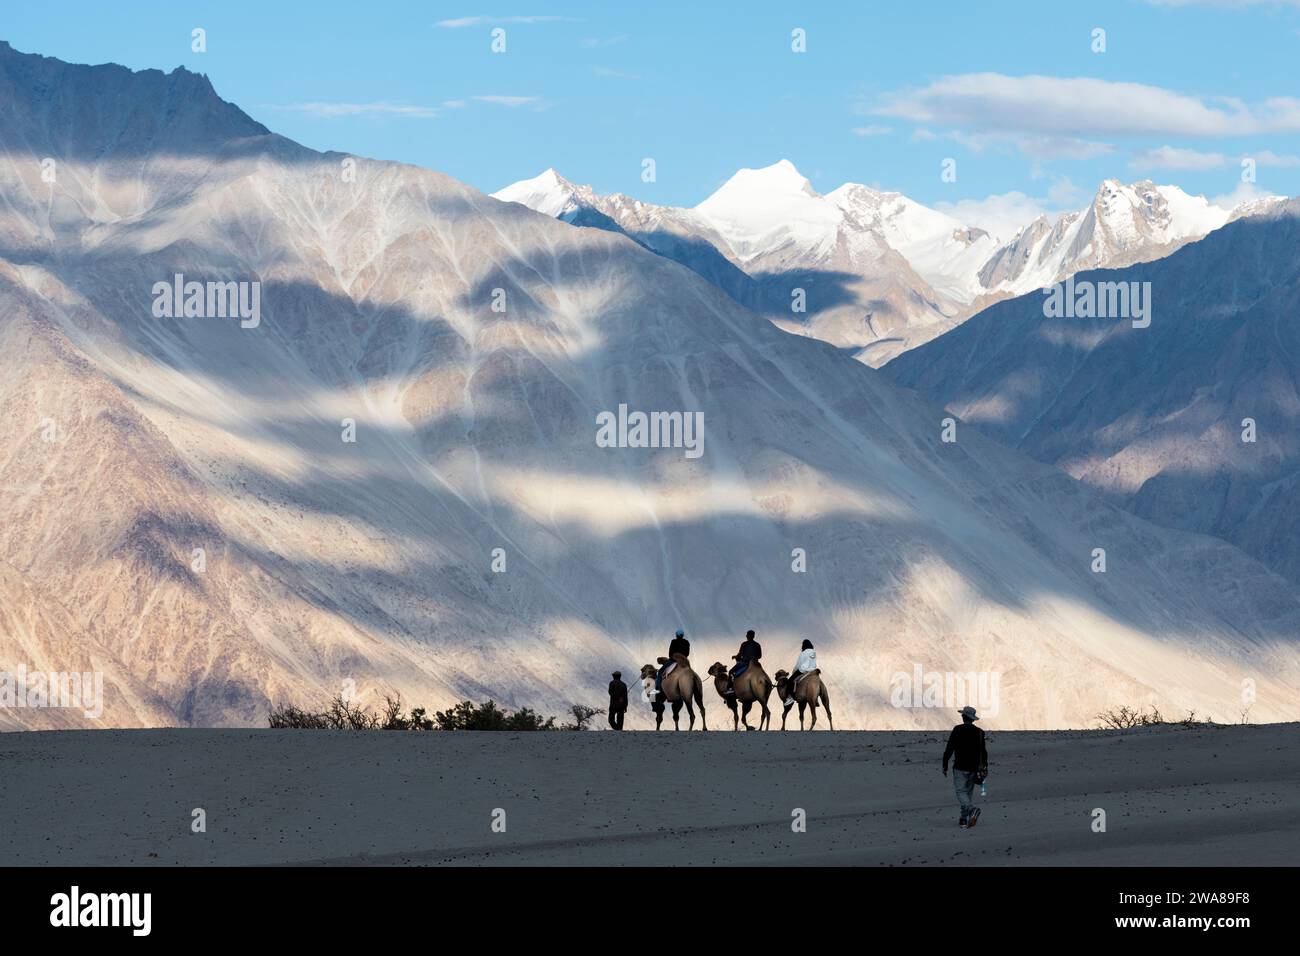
xmin=787 ymin=639 xmax=817 ymax=700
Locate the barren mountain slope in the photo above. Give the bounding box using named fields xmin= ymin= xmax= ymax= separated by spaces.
xmin=3 ymin=43 xmax=1300 ymax=729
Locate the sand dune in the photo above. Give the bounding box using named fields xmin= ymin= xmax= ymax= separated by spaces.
xmin=2 ymin=723 xmax=1295 ymax=866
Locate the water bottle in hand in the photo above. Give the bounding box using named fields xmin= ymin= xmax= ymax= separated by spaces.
xmin=980 ymin=780 xmax=988 ymax=797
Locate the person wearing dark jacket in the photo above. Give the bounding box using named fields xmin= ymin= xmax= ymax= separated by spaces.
xmin=607 ymin=671 xmax=628 ymax=730
xmin=657 ymin=629 xmax=690 ymax=691
xmin=942 ymin=705 xmax=989 ymax=828
xmin=726 ymin=629 xmax=762 ymax=694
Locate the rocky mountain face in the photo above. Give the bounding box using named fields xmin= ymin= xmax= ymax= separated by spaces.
xmin=4 ymin=42 xmax=1300 ymax=730
xmin=976 ymin=179 xmax=1275 ymax=296
xmin=496 ymin=162 xmax=972 ymax=365
xmin=886 ymin=200 xmax=1300 ymax=589
xmin=496 ymin=164 xmax=1274 ymax=367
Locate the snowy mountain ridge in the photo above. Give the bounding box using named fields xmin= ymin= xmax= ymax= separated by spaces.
xmin=495 ymin=161 xmax=1285 ymax=364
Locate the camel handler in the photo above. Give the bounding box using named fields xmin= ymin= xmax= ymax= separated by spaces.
xmin=784 ymin=639 xmax=817 ymax=707
xmin=607 ymin=671 xmax=628 ymax=731
xmin=656 ymin=628 xmax=690 ymax=695
xmin=726 ymin=629 xmax=762 ymax=696
xmin=942 ymin=705 xmax=989 ymax=829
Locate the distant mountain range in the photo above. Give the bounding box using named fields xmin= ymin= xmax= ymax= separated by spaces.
xmin=886 ymin=198 xmax=1300 ymax=590
xmin=495 ymin=163 xmax=1283 ymax=365
xmin=3 ymin=40 xmax=1299 ymax=730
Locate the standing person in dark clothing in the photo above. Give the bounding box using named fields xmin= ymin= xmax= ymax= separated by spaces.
xmin=727 ymin=629 xmax=762 ymax=694
xmin=607 ymin=671 xmax=628 ymax=730
xmin=657 ymin=628 xmax=690 ymax=692
xmin=942 ymin=705 xmax=989 ymax=829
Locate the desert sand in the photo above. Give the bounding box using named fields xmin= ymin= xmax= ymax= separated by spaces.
xmin=1 ymin=722 xmax=1296 ymax=866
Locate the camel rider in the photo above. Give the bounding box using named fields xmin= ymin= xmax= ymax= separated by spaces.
xmin=727 ymin=629 xmax=762 ymax=695
xmin=657 ymin=628 xmax=690 ymax=692
xmin=786 ymin=639 xmax=817 ymax=703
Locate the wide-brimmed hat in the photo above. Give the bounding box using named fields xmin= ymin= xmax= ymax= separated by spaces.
xmin=959 ymin=705 xmax=980 ymax=720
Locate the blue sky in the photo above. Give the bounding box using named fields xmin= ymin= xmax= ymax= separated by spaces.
xmin=6 ymin=0 xmax=1300 ymax=232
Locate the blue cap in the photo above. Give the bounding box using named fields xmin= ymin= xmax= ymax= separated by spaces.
xmin=675 ymin=628 xmax=684 ymax=637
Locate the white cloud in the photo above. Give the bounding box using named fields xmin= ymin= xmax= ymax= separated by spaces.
xmin=266 ymin=95 xmax=543 ymax=119
xmin=1016 ymin=136 xmax=1114 ymax=160
xmin=1130 ymin=145 xmax=1300 ymax=171
xmin=873 ymin=74 xmax=1300 ymax=138
xmin=934 ymin=190 xmax=1061 ymax=241
xmin=1046 ymin=177 xmax=1085 ymax=206
xmin=1210 ymin=180 xmax=1287 ymax=210
xmin=437 ymin=15 xmax=579 ymax=28
xmin=1253 ymin=149 xmax=1300 ymax=167
xmin=269 ymin=101 xmax=447 ymax=119
xmin=472 ymin=95 xmax=541 ymax=107
xmin=919 ymin=128 xmax=1111 ymax=161
xmin=1130 ymin=145 xmax=1228 ymax=170
xmin=1145 ymin=1 xmax=1300 ymax=7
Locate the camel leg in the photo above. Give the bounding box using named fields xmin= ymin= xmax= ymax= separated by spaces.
xmin=821 ymin=687 xmax=833 ymax=730
xmin=684 ymin=697 xmax=696 ymax=730
xmin=759 ymin=701 xmax=770 ymax=731
xmin=780 ymin=701 xmax=789 ymax=730
xmin=798 ymin=701 xmax=807 ymax=730
xmin=741 ymin=700 xmax=754 ymax=730
xmin=809 ymin=703 xmax=818 ymax=730
xmin=727 ymin=699 xmax=738 ymax=731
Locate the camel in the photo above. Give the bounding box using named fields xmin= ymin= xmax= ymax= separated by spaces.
xmin=639 ymin=656 xmax=707 ymax=731
xmin=773 ymin=669 xmax=833 ymax=730
xmin=706 ymin=661 xmax=773 ymax=730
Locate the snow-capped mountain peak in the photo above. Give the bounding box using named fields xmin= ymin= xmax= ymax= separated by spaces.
xmin=492 ymin=167 xmax=597 ymax=219
xmin=490 ymin=161 xmax=1289 ymax=366
xmin=980 ymin=178 xmax=1250 ymax=296
xmin=827 ymin=181 xmax=998 ymax=302
xmin=1091 ymin=179 xmax=1228 ymax=248
xmin=693 ymin=160 xmax=842 ymax=262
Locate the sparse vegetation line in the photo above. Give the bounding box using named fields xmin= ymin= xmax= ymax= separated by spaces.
xmin=268 ymin=696 xmax=603 ymax=731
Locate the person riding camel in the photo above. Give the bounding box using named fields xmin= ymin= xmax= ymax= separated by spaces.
xmin=656 ymin=628 xmax=690 ymax=693
xmin=785 ymin=639 xmax=817 ymax=705
xmin=726 ymin=629 xmax=762 ymax=696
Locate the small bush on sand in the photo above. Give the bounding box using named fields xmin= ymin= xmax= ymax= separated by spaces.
xmin=432 ymin=699 xmax=557 ymax=731
xmin=268 ymin=696 xmax=611 ymax=731
xmin=1096 ymin=705 xmax=1163 ymax=730
xmin=269 ymin=694 xmax=433 ymax=731
xmin=267 ymin=704 xmax=330 ymax=729
xmin=562 ymin=703 xmax=605 ymax=731
xmin=1097 ymin=706 xmax=1220 ymax=731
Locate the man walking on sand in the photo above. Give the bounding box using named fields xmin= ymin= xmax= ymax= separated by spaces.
xmin=607 ymin=671 xmax=628 ymax=730
xmin=942 ymin=705 xmax=988 ymax=829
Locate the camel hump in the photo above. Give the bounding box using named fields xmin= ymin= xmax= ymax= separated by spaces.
xmin=656 ymin=656 xmax=671 ymax=665
xmin=808 ymin=668 xmax=821 ymax=677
